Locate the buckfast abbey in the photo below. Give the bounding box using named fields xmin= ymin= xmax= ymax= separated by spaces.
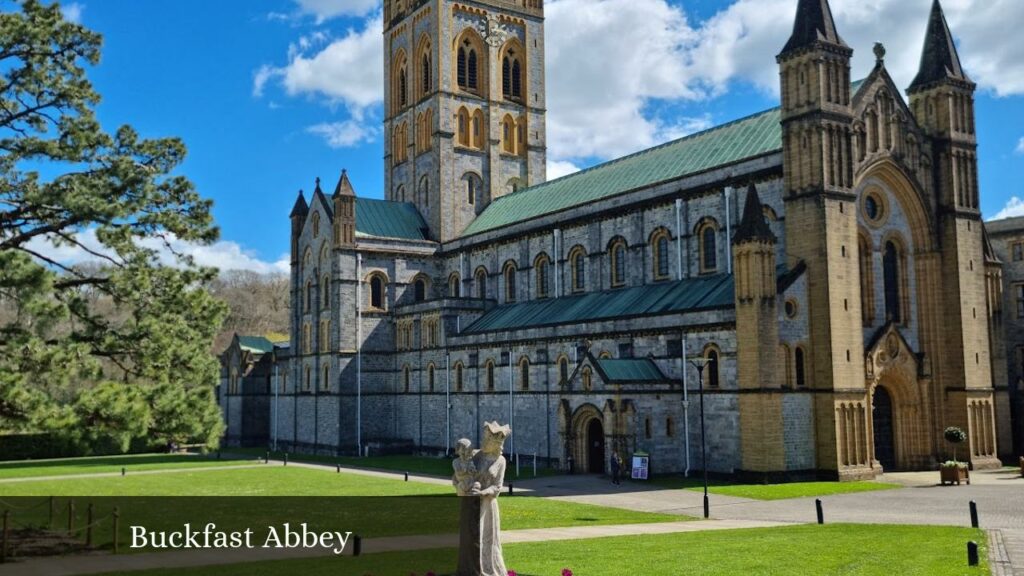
xmin=220 ymin=0 xmax=1024 ymax=479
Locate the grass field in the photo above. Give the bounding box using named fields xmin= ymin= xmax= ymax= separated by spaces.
xmin=230 ymin=448 xmax=560 ymax=479
xmin=648 ymin=475 xmax=900 ymax=500
xmin=94 ymin=524 xmax=989 ymax=576
xmin=0 ymin=453 xmax=254 ymax=480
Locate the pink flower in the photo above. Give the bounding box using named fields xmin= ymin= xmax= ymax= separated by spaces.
xmin=562 ymin=569 xmax=574 ymax=576
xmin=508 ymin=571 xmax=517 ymax=576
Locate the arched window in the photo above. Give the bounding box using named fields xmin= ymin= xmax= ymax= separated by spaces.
xmin=322 ymin=274 xmax=330 ymax=308
xmin=303 ymin=366 xmax=311 ymax=391
xmin=304 ymin=279 xmax=313 ymax=312
xmin=569 ymin=246 xmax=586 ymax=293
xmin=416 ymin=109 xmax=433 ymax=153
xmin=321 ymin=364 xmax=330 ymax=391
xmin=485 ymin=360 xmax=495 ymax=391
xmin=393 ymin=122 xmax=408 ymax=164
xmin=698 ymin=221 xmax=718 ymax=273
xmin=534 ymin=253 xmax=550 ymax=298
xmin=456 ymin=107 xmax=471 ymax=147
xmin=781 ymin=344 xmax=792 ymax=387
xmin=399 ymin=68 xmax=407 ymax=108
xmin=883 ymin=240 xmax=902 ymax=323
xmin=463 ymin=172 xmax=482 ymax=205
xmin=501 ymin=115 xmax=516 ymax=154
xmin=516 ymin=116 xmax=527 ymax=156
xmin=427 ymin=363 xmax=435 ymax=392
xmin=519 ymin=357 xmax=530 ymax=390
xmin=503 ymin=261 xmax=517 ymax=303
xmin=501 ymin=44 xmax=523 ymax=100
xmin=403 ymin=365 xmax=411 ymax=392
xmin=456 ymin=33 xmax=483 ymax=94
xmin=418 ymin=175 xmax=429 ymax=209
xmin=302 ymin=322 xmax=311 ymax=353
xmin=455 ymin=362 xmax=464 ymax=392
xmin=395 ymin=184 xmax=406 ymax=203
xmin=471 ymin=109 xmax=485 ymax=149
xmin=368 ymin=273 xmax=386 ymax=310
xmin=651 ymin=228 xmax=671 ymax=281
xmin=475 ymin=267 xmax=488 ymax=299
xmin=609 ymin=238 xmax=627 ymax=287
xmin=392 ymin=50 xmax=408 ymax=112
xmin=507 ymin=177 xmax=522 ymax=194
xmin=312 ymin=212 xmax=320 ymax=238
xmin=558 ymin=355 xmax=569 ymax=385
xmin=859 ymin=234 xmax=874 ymax=326
xmin=319 ymin=319 xmax=330 ymax=352
xmin=582 ymin=366 xmax=592 ymax=391
xmin=795 ymin=346 xmax=807 ymax=387
xmin=417 ymin=35 xmax=432 ymax=98
xmin=414 ymin=276 xmax=428 ymax=302
xmin=705 ymin=346 xmax=720 ymax=388
xmin=449 ymin=273 xmax=461 ymax=298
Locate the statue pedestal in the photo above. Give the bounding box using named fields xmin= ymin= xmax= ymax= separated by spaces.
xmin=456 ymin=496 xmax=482 ymax=576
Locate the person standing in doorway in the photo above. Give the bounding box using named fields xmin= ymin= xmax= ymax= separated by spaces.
xmin=611 ymin=451 xmax=622 ymax=485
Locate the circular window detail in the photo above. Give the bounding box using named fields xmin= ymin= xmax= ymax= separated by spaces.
xmin=784 ymin=299 xmax=798 ymax=319
xmin=862 ymin=190 xmax=887 ymax=226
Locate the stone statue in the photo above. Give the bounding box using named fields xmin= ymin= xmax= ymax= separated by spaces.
xmin=453 ymin=422 xmax=511 ymax=576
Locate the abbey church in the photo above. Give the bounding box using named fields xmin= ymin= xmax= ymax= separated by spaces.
xmin=220 ymin=0 xmax=1023 ymax=479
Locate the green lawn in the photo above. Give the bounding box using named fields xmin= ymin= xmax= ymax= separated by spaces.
xmin=0 ymin=466 xmax=679 ymax=549
xmin=95 ymin=524 xmax=989 ymax=576
xmin=0 ymin=453 xmax=255 ymax=480
xmin=230 ymin=448 xmax=561 ymax=479
xmin=648 ymin=475 xmax=901 ymax=500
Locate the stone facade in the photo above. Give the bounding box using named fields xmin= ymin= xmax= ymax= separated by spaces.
xmin=220 ymin=0 xmax=1017 ymax=479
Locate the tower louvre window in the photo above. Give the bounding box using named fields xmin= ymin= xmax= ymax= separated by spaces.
xmin=467 ymin=48 xmax=478 ymax=90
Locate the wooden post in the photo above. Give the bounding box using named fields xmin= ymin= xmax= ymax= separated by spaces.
xmin=67 ymin=500 xmax=74 ymax=534
xmin=2 ymin=509 xmax=10 ymax=564
xmin=86 ymin=503 xmax=94 ymax=547
xmin=48 ymin=496 xmax=54 ymax=528
xmin=112 ymin=507 xmax=120 ymax=555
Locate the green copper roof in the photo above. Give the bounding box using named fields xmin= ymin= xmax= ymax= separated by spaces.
xmin=238 ymin=335 xmax=274 ymax=354
xmin=461 ymin=273 xmax=735 ymax=335
xmin=461 ymin=108 xmax=783 ymax=237
xmin=356 ymin=198 xmax=430 ymax=241
xmin=596 ymin=358 xmax=668 ymax=384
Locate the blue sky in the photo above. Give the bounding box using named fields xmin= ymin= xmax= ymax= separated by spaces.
xmin=61 ymin=0 xmax=1024 ymax=272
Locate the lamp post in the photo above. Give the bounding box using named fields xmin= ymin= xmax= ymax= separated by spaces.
xmin=687 ymin=355 xmax=711 ymax=519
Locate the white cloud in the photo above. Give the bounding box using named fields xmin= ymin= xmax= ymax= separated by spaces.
xmin=992 ymin=197 xmax=1024 ymax=221
xmin=1016 ymin=138 xmax=1024 ymax=155
xmin=60 ymin=2 xmax=84 ymax=24
xmin=547 ymin=160 xmax=582 ymax=180
xmin=306 ymin=120 xmax=376 ymax=148
xmin=294 ymin=0 xmax=379 ymax=22
xmin=24 ymin=229 xmax=289 ymax=275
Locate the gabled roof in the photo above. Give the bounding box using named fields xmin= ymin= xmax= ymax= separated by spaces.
xmin=733 ymin=183 xmax=775 ymax=244
xmin=461 ymin=274 xmax=735 ymax=335
xmin=355 ymin=197 xmax=430 ymax=241
xmin=289 ymin=190 xmax=308 ymax=218
xmin=781 ymin=0 xmax=847 ymax=54
xmin=461 ymin=108 xmax=782 ymax=237
xmin=595 ymin=358 xmax=668 ymax=384
xmin=333 ymin=169 xmax=355 ymax=198
xmin=237 ymin=335 xmax=275 ymax=354
xmin=311 ymin=178 xmax=333 ymax=219
xmin=909 ymin=0 xmax=970 ymax=91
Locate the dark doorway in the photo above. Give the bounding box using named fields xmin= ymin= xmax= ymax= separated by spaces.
xmin=873 ymin=386 xmax=896 ymax=470
xmin=586 ymin=418 xmax=605 ymax=474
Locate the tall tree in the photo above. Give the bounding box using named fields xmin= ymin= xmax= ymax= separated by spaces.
xmin=0 ymin=1 xmax=226 ymax=451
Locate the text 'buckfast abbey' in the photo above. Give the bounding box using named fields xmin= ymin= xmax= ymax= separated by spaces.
xmin=220 ymin=0 xmax=1024 ymax=479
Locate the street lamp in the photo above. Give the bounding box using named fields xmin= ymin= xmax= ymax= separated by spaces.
xmin=687 ymin=355 xmax=711 ymax=519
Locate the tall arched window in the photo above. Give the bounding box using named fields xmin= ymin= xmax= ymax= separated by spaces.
xmin=471 ymin=109 xmax=485 ymax=149
xmin=705 ymin=346 xmax=720 ymax=388
xmin=883 ymin=240 xmax=902 ymax=324
xmin=463 ymin=172 xmax=482 ymax=206
xmin=449 ymin=273 xmax=461 ymax=298
xmin=534 ymin=253 xmax=550 ymax=298
xmin=501 ymin=44 xmax=523 ymax=100
xmin=569 ymin=246 xmax=586 ymax=293
xmin=859 ymin=234 xmax=874 ymax=326
xmin=456 ymin=107 xmax=470 ymax=147
xmin=413 ymin=276 xmax=428 ymax=302
xmin=395 ymin=184 xmax=405 ymax=203
xmin=501 ymin=115 xmax=516 ymax=154
xmin=519 ymin=357 xmax=530 ymax=390
xmin=403 ymin=365 xmax=411 ymax=392
xmin=418 ymin=175 xmax=429 ymax=209
xmin=456 ymin=33 xmax=483 ymax=94
xmin=312 ymin=212 xmax=320 ymax=238
xmin=516 ymin=116 xmax=527 ymax=156
xmin=609 ymin=238 xmax=627 ymax=287
xmin=485 ymin=360 xmax=495 ymax=391
xmin=399 ymin=68 xmax=408 ymax=108
xmin=369 ymin=273 xmax=386 ymax=310
xmin=503 ymin=261 xmax=517 ymax=303
xmin=304 ymin=366 xmax=311 ymax=391
xmin=698 ymin=221 xmax=718 ymax=273
xmin=321 ymin=364 xmax=330 ymax=391
xmin=475 ymin=267 xmax=488 ymax=299
xmin=417 ymin=35 xmax=432 ymax=98
xmin=582 ymin=366 xmax=592 ymax=391
xmin=321 ymin=274 xmax=331 ymax=308
xmin=455 ymin=362 xmax=464 ymax=392
xmin=427 ymin=363 xmax=435 ymax=392
xmin=392 ymin=50 xmax=408 ymax=113
xmin=651 ymin=228 xmax=671 ymax=281
xmin=558 ymin=355 xmax=569 ymax=385
xmin=795 ymin=346 xmax=807 ymax=387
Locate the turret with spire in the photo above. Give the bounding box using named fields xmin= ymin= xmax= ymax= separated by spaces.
xmin=289 ymin=190 xmax=308 ymax=265
xmin=332 ymin=169 xmax=356 ymax=249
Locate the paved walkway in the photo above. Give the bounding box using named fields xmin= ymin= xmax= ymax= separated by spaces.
xmin=0 ymin=518 xmax=784 ymax=576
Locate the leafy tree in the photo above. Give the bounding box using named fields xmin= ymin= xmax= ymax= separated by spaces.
xmin=0 ymin=1 xmax=226 ymax=451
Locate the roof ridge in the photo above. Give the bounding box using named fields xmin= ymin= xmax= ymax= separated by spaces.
xmin=492 ymin=106 xmax=782 ymax=204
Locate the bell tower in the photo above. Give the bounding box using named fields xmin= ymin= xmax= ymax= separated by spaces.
xmin=383 ymin=0 xmax=547 ymax=242
xmin=778 ymin=0 xmax=872 ymax=479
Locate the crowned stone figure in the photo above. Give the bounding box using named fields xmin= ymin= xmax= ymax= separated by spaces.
xmin=453 ymin=422 xmax=511 ymax=576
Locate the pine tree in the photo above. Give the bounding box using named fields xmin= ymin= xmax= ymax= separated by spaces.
xmin=0 ymin=1 xmax=226 ymax=452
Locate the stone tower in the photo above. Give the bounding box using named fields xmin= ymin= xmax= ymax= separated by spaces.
xmin=908 ymin=0 xmax=999 ymax=466
xmin=778 ymin=0 xmax=871 ymax=479
xmin=733 ymin=184 xmax=784 ymax=477
xmin=382 ymin=0 xmax=547 ymax=242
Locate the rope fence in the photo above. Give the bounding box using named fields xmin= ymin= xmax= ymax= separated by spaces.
xmin=0 ymin=498 xmax=122 ymax=564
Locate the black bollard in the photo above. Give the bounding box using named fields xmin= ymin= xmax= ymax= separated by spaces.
xmin=969 ymin=501 xmax=979 ymax=528
xmin=121 ymin=467 xmax=125 ymax=477
xmin=967 ymin=541 xmax=979 ymax=566
xmin=815 ymin=499 xmax=824 ymax=525
xmin=352 ymin=535 xmax=362 ymax=557
xmin=284 ymin=453 xmax=288 ymax=466
xmin=265 ymin=451 xmax=270 ymax=464
xmin=336 ymin=463 xmax=341 ymax=473
xmin=404 ymin=472 xmax=409 ymax=482
xmin=508 ymin=482 xmax=514 ymax=496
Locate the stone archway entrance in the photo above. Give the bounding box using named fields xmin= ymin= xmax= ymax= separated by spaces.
xmin=873 ymin=386 xmax=896 ymax=470
xmin=586 ymin=418 xmax=605 ymax=474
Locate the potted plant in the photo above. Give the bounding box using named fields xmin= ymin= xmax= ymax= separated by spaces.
xmin=940 ymin=426 xmax=969 ymax=486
